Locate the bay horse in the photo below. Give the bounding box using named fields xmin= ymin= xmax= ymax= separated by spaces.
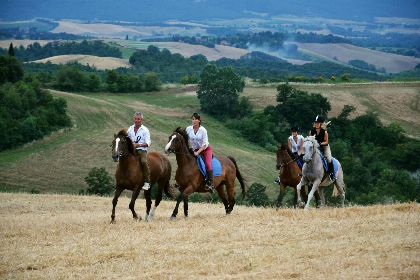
xmin=164 ymin=127 xmax=246 ymax=220
xmin=110 ymin=129 xmax=177 ymax=223
xmin=275 ymin=144 xmax=321 ymax=208
xmin=297 ymin=136 xmax=346 ymax=210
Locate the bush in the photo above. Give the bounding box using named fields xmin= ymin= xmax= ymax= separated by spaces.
xmin=84 ymin=167 xmax=114 ymax=196
xmin=245 ymin=183 xmax=270 ymax=207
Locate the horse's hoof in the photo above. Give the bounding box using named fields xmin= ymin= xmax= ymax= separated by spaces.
xmin=304 ymin=207 xmax=310 ymax=211
xmin=110 ymin=220 xmax=116 ymax=224
xmin=170 ymin=216 xmax=176 ymax=221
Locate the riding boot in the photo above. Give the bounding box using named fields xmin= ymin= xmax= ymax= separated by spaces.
xmin=328 ymin=162 xmax=336 ymax=181
xmin=205 ymin=170 xmax=215 ymax=193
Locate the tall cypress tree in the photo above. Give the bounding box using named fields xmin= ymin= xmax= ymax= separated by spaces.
xmin=8 ymin=42 xmax=15 ymax=56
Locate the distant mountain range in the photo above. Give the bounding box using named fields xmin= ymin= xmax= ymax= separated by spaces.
xmin=2 ymin=0 xmax=420 ymax=22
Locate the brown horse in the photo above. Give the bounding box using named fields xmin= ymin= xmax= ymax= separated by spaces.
xmin=275 ymin=144 xmax=320 ymax=208
xmin=164 ymin=127 xmax=246 ymax=220
xmin=110 ymin=129 xmax=177 ymax=223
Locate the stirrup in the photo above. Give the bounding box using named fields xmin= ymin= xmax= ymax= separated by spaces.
xmin=274 ymin=177 xmax=281 ymax=184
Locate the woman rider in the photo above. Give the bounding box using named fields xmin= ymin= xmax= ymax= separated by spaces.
xmin=185 ymin=112 xmax=215 ymax=192
xmin=310 ymin=115 xmax=335 ymax=181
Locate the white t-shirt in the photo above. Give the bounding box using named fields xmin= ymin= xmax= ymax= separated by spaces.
xmin=127 ymin=124 xmax=151 ymax=151
xmin=186 ymin=125 xmax=209 ymax=151
xmin=289 ymin=135 xmax=304 ymax=154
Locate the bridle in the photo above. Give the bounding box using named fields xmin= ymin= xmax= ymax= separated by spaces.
xmin=166 ymin=133 xmax=196 ymax=157
xmin=303 ymin=138 xmax=317 ymax=163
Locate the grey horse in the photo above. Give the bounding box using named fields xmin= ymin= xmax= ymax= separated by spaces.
xmin=296 ymin=136 xmax=346 ymax=210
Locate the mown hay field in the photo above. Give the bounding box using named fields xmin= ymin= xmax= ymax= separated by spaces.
xmin=0 ymin=193 xmax=419 ymax=279
xmin=31 ymin=55 xmax=131 ymax=70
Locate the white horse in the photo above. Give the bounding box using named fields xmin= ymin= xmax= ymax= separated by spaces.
xmin=296 ymin=136 xmax=346 ymax=210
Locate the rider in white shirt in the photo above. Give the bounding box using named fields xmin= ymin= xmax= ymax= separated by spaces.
xmin=127 ymin=112 xmax=151 ymax=190
xmin=185 ymin=112 xmax=214 ymax=192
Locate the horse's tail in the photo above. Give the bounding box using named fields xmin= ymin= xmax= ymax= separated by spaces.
xmin=164 ymin=182 xmax=179 ymax=200
xmin=227 ymin=156 xmax=246 ymax=199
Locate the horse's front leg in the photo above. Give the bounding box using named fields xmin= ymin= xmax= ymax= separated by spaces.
xmin=276 ymin=184 xmax=286 ymax=209
xmin=296 ymin=178 xmax=306 ymax=208
xmin=305 ymin=179 xmax=321 ymax=210
xmin=129 ymin=187 xmax=141 ymax=221
xmin=111 ymin=187 xmax=124 ymax=224
xmin=170 ymin=191 xmax=184 ymax=221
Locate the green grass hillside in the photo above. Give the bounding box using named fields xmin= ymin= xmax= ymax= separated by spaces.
xmin=0 ymin=87 xmax=276 ymax=197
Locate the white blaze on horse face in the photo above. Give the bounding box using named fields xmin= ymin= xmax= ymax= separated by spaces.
xmin=165 ymin=135 xmax=176 ymax=152
xmin=115 ymin=138 xmax=120 ymax=152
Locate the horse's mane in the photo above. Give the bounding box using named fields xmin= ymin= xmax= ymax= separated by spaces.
xmin=279 ymin=143 xmax=294 ymax=159
xmin=174 ymin=127 xmax=194 ymax=154
xmin=116 ymin=129 xmax=135 ymax=155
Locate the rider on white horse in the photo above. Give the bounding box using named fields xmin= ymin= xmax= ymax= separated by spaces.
xmin=310 ymin=115 xmax=335 ymax=181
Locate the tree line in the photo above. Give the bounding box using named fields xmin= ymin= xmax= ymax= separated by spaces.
xmin=2 ymin=40 xmax=122 ymax=62
xmin=0 ymin=54 xmax=72 ymax=151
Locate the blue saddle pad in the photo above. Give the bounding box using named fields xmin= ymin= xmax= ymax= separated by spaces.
xmin=320 ymin=155 xmax=339 ymax=178
xmin=297 ymin=158 xmax=303 ymax=169
xmin=197 ymin=156 xmax=222 ymax=177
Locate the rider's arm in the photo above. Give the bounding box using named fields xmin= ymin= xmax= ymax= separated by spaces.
xmin=287 ymin=138 xmax=292 ymax=151
xmin=321 ymin=131 xmax=329 ymax=146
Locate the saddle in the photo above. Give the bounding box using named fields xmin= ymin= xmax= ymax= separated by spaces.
xmin=319 ymin=154 xmax=339 ymax=179
xmin=197 ymin=156 xmax=222 ymax=177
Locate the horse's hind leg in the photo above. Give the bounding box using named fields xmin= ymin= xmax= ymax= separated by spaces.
xmin=129 ymin=187 xmax=141 ymax=221
xmin=183 ymin=195 xmax=189 ymax=218
xmin=149 ymin=181 xmax=164 ymax=221
xmin=111 ymin=187 xmax=124 ymax=224
xmin=226 ymin=181 xmax=236 ymax=214
xmin=335 ymin=178 xmax=346 ymax=207
xmin=144 ymin=188 xmax=152 ymax=221
xmin=216 ymin=184 xmax=229 ymax=214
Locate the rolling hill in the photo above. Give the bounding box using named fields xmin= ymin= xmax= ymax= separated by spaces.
xmin=1 ymin=192 xmax=418 ymax=279
xmin=296 ymin=43 xmax=420 ymax=73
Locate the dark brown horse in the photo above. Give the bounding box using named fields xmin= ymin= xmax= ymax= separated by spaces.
xmin=275 ymin=144 xmax=319 ymax=208
xmin=110 ymin=129 xmax=177 ymax=223
xmin=164 ymin=127 xmax=246 ymax=220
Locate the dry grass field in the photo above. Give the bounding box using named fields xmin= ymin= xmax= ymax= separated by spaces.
xmin=242 ymin=82 xmax=420 ymax=138
xmin=0 ymin=193 xmax=419 ymax=279
xmin=31 ymin=55 xmax=131 ymax=70
xmin=51 ymin=21 xmax=206 ymax=39
xmin=296 ymin=43 xmax=420 ymax=73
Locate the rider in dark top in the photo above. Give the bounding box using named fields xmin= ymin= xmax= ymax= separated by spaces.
xmin=310 ymin=115 xmax=336 ymax=181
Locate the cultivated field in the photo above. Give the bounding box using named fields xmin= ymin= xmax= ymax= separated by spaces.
xmin=296 ymin=43 xmax=420 ymax=73
xmin=31 ymin=54 xmax=131 ymax=70
xmin=112 ymin=40 xmax=250 ymax=61
xmin=51 ymin=21 xmax=207 ymax=39
xmin=242 ymin=82 xmax=420 ymax=138
xmin=0 ymin=193 xmax=419 ymax=279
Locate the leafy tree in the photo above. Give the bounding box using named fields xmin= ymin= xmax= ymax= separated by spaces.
xmin=84 ymin=167 xmax=114 ymax=196
xmin=144 ymin=72 xmax=160 ymax=92
xmin=0 ymin=55 xmax=24 ymax=84
xmin=8 ymin=43 xmax=15 ymax=56
xmin=276 ymin=83 xmax=331 ymax=131
xmin=245 ymin=183 xmax=270 ymax=207
xmin=197 ymin=64 xmax=245 ymax=118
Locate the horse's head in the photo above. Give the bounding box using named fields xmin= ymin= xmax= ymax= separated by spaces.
xmin=165 ymin=127 xmax=189 ymax=155
xmin=111 ymin=129 xmax=135 ymax=162
xmin=276 ymin=144 xmax=290 ymax=170
xmin=303 ymin=136 xmax=318 ymax=163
